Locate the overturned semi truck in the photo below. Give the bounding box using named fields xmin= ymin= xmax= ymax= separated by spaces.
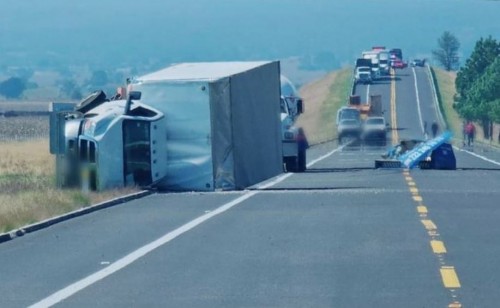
xmin=50 ymin=61 xmax=285 ymax=191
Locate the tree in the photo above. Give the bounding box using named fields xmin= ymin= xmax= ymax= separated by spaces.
xmin=455 ymin=36 xmax=500 ymax=100
xmin=459 ymin=55 xmax=500 ymax=138
xmin=0 ymin=77 xmax=27 ymax=99
xmin=432 ymin=31 xmax=460 ymax=71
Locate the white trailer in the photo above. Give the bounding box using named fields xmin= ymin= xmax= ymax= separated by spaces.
xmin=50 ymin=61 xmax=284 ymax=191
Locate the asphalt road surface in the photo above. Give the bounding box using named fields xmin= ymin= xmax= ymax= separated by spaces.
xmin=2 ymin=67 xmax=500 ymax=307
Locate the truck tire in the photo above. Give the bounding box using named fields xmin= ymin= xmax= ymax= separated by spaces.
xmin=297 ymin=149 xmax=307 ymax=172
xmin=284 ymin=156 xmax=298 ymax=173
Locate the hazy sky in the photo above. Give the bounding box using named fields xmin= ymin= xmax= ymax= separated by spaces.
xmin=1 ymin=0 xmax=499 ymax=70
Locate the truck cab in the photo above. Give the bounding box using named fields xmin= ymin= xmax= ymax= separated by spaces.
xmin=280 ymin=75 xmax=305 ymax=172
xmin=51 ymin=91 xmax=168 ymax=191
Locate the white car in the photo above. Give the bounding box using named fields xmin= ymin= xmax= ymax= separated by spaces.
xmin=355 ymin=66 xmax=372 ymax=84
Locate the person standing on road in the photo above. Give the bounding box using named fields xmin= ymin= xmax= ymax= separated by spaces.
xmin=431 ymin=121 xmax=439 ymax=138
xmin=465 ymin=121 xmax=476 ymax=146
xmin=297 ymin=127 xmax=309 ymax=172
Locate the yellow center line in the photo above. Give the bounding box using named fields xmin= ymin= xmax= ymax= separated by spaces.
xmin=390 ymin=68 xmax=399 ymax=145
xmin=410 ymin=187 xmax=419 ymax=194
xmin=413 ymin=195 xmax=423 ymax=202
xmin=440 ymin=266 xmax=461 ymax=288
xmin=421 ymin=219 xmax=437 ymax=230
xmin=405 ymin=176 xmax=413 ymax=181
xmin=417 ymin=205 xmax=428 ymax=214
xmin=431 ymin=240 xmax=447 ymax=254
xmin=448 ymin=301 xmax=462 ymax=308
xmin=408 ymin=181 xmax=416 ymax=186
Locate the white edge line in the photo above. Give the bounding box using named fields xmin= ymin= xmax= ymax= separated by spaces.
xmin=30 ymin=144 xmax=345 ymax=308
xmin=366 ymin=83 xmax=370 ymax=105
xmin=453 ymin=146 xmax=500 ymax=167
xmin=412 ymin=67 xmax=425 ymax=135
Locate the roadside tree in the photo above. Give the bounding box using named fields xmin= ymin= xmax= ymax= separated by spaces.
xmin=0 ymin=77 xmax=27 ymax=99
xmin=459 ymin=55 xmax=500 ymax=139
xmin=432 ymin=31 xmax=460 ymax=71
xmin=455 ymin=36 xmax=500 ymax=100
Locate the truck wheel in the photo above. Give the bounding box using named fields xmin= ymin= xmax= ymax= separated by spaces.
xmin=284 ymin=157 xmax=298 ymax=172
xmin=297 ymin=149 xmax=307 ymax=172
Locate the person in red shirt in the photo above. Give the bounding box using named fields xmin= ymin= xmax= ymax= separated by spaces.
xmin=465 ymin=121 xmax=476 ymax=146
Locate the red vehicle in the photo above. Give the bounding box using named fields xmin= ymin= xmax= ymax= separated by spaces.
xmin=391 ymin=58 xmax=407 ymax=69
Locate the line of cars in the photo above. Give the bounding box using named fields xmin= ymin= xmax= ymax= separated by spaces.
xmin=336 ymin=95 xmax=388 ymax=146
xmin=354 ymin=47 xmax=406 ymax=84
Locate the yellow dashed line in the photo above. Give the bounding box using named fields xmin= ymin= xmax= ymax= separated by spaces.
xmin=405 ymin=176 xmax=412 ymax=181
xmin=421 ymin=219 xmax=437 ymax=230
xmin=412 ymin=195 xmax=423 ymax=202
xmin=431 ymin=240 xmax=447 ymax=254
xmin=417 ymin=206 xmax=428 ymax=214
xmin=448 ymin=301 xmax=462 ymax=308
xmin=440 ymin=266 xmax=461 ymax=288
xmin=409 ymin=187 xmax=418 ymax=194
xmin=408 ymin=181 xmax=416 ymax=186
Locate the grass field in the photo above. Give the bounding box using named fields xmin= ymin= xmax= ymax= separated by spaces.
xmin=431 ymin=67 xmax=461 ymax=138
xmin=0 ymin=139 xmax=139 ymax=233
xmin=298 ymin=67 xmax=353 ymax=145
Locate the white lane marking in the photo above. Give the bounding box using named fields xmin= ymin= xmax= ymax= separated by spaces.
xmin=307 ymin=145 xmax=346 ymax=168
xmin=366 ymin=83 xmax=370 ymax=104
xmin=454 ymin=146 xmax=500 ymax=167
xmin=30 ymin=145 xmax=345 ymax=307
xmin=412 ymin=67 xmax=425 ymax=136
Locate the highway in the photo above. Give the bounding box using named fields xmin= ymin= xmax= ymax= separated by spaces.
xmin=2 ymin=67 xmax=500 ymax=307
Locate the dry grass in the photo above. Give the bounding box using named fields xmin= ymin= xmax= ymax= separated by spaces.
xmin=432 ymin=68 xmax=461 ymax=137
xmin=298 ymin=68 xmax=352 ymax=144
xmin=0 ymin=139 xmax=140 ymax=233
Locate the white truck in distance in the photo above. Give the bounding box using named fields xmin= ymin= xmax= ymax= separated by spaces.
xmin=362 ymin=50 xmax=381 ymax=80
xmin=354 ymin=66 xmax=372 ymax=84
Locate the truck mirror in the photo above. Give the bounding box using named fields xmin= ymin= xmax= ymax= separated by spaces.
xmin=125 ymin=91 xmax=142 ymax=115
xmin=129 ymin=91 xmax=142 ymax=100
xmin=297 ymin=99 xmax=304 ymax=114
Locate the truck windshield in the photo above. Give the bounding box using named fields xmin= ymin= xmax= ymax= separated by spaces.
xmin=341 ymin=109 xmax=360 ymax=120
xmin=123 ymin=120 xmax=152 ymax=186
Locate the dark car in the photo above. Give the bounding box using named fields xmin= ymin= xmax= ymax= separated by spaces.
xmin=411 ymin=59 xmax=426 ymax=67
